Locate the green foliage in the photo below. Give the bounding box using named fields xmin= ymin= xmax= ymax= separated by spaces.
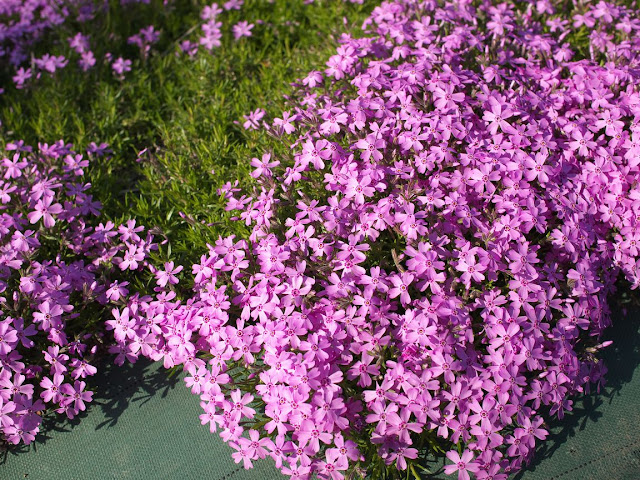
xmin=1 ymin=0 xmax=373 ymax=271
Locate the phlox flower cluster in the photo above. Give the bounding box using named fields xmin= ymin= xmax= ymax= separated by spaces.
xmin=2 ymin=0 xmax=360 ymax=90
xmin=109 ymin=0 xmax=640 ymax=478
xmin=0 ymin=141 xmax=155 ymax=446
xmin=1 ymin=0 xmax=158 ymax=88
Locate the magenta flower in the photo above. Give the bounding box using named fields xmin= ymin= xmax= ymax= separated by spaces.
xmin=33 ymin=301 xmax=63 ymax=330
xmin=455 ymin=255 xmax=487 ymax=287
xmin=112 ymin=57 xmax=132 ymax=76
xmin=154 ymin=261 xmax=184 ymax=287
xmin=28 ymin=196 xmax=63 ymax=227
xmin=388 ymin=272 xmax=414 ymax=306
xmin=387 ymin=446 xmax=418 ymax=471
xmin=433 ymin=84 xmax=465 ymax=111
xmin=243 ymin=108 xmax=265 ymax=130
xmin=117 ymin=245 xmax=145 ymax=270
xmin=43 ymin=346 xmax=69 ymax=375
xmin=568 ymin=129 xmax=596 ymax=157
xmin=318 ymin=448 xmax=349 ymax=480
xmin=354 ymin=134 xmax=385 ymax=161
xmin=40 ymin=374 xmax=66 ymax=403
xmin=0 ymin=321 xmax=18 ymax=355
xmin=298 ymin=418 xmax=333 ymax=452
xmin=444 ymin=450 xmax=480 ymax=480
xmin=251 ymin=153 xmax=280 ymax=178
xmin=232 ymin=21 xmax=254 ymax=40
xmin=61 ymin=381 xmax=93 ymax=414
xmin=345 ymin=175 xmax=375 ymax=204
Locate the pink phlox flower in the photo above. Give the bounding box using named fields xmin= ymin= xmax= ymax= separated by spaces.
xmin=318 ymin=447 xmax=349 ymax=480
xmin=320 ymin=107 xmax=349 ymax=135
xmin=384 ymin=444 xmax=418 ymax=471
xmin=69 ymin=358 xmax=97 ymax=380
xmin=117 ymin=244 xmax=146 ymax=270
xmin=250 ymin=153 xmax=280 ymax=178
xmin=13 ymin=67 xmax=33 ymax=88
xmin=3 ymin=153 xmax=28 ymax=179
xmin=300 ymin=138 xmax=331 ymax=170
xmin=298 ymin=418 xmax=333 ymax=452
xmin=345 ymin=175 xmax=375 ymax=204
xmin=444 ymin=449 xmax=480 ymax=480
xmin=433 ymin=83 xmax=465 ymax=111
xmin=105 ymin=307 xmax=135 ymax=343
xmin=106 ymin=280 xmax=129 ymax=302
xmin=347 ymin=352 xmax=380 ymax=387
xmin=33 ymin=301 xmax=64 ymax=330
xmin=35 ymin=54 xmax=68 ymax=73
xmin=0 ymin=320 xmax=19 ymax=355
xmin=68 ymin=33 xmax=90 ymax=53
xmin=389 ymin=272 xmax=414 ymax=306
xmin=201 ymin=3 xmax=223 ymax=20
xmin=468 ymin=395 xmax=498 ymax=432
xmin=223 ymin=0 xmax=243 ymax=10
xmin=507 ymin=242 xmax=539 ymax=276
xmin=366 ymin=401 xmax=399 ymax=435
xmin=455 ymin=254 xmax=487 ymax=287
xmin=482 ymin=96 xmax=516 ymax=134
xmin=111 ymin=57 xmax=132 ymax=76
xmin=232 ymin=21 xmax=254 ymax=40
xmin=0 ymin=373 xmax=34 ymax=399
xmin=43 ymin=345 xmax=69 ymax=375
xmin=155 ymin=261 xmax=183 ymax=287
xmin=332 ymin=433 xmax=360 ymax=462
xmin=470 ymin=163 xmax=501 ymax=195
xmin=387 ymin=408 xmax=422 ymax=443
xmin=118 ymin=219 xmax=144 ymax=242
xmin=568 ymin=128 xmax=597 ymax=157
xmin=359 ymin=266 xmax=389 ymax=295
xmin=354 ymin=133 xmax=385 ymax=162
xmin=28 ymin=195 xmax=63 ymax=228
xmin=40 ymin=374 xmax=66 ymax=403
xmin=242 ymin=108 xmax=265 ymax=130
xmin=302 ymin=70 xmax=323 ymax=88
xmin=273 ymin=110 xmax=296 ymax=135
xmin=229 ymin=389 xmax=256 ymax=420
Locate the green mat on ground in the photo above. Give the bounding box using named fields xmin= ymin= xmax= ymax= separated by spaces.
xmin=1 ymin=308 xmax=638 ymax=480
xmin=0 ymin=360 xmax=282 ymax=480
xmin=515 ymin=305 xmax=640 ymax=480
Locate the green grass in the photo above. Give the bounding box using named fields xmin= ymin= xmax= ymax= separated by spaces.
xmin=0 ymin=0 xmax=372 ymax=272
xmin=3 ymin=0 xmax=627 ymax=275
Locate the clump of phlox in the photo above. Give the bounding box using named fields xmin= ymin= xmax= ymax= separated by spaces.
xmin=0 ymin=140 xmax=155 ymax=445
xmin=108 ymin=0 xmax=640 ymax=479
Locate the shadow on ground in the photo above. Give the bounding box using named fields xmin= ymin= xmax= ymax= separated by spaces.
xmin=0 ymin=358 xmax=180 ymax=463
xmin=514 ymin=296 xmax=640 ymax=480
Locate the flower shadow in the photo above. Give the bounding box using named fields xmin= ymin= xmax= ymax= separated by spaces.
xmin=0 ymin=357 xmax=180 ymax=463
xmin=91 ymin=358 xmax=181 ymax=430
xmin=513 ymin=298 xmax=640 ymax=479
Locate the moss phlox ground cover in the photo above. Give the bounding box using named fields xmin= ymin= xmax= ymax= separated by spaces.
xmin=0 ymin=0 xmax=370 ymax=454
xmin=3 ymin=0 xmax=640 ymax=480
xmin=0 ymin=140 xmax=155 ymax=444
xmin=1 ymin=0 xmax=364 ymax=88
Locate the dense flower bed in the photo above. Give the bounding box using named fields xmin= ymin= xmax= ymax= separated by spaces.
xmin=4 ymin=0 xmax=640 ymax=479
xmin=103 ymin=0 xmax=640 ymax=479
xmin=0 ymin=0 xmax=368 ymax=448
xmin=2 ymin=0 xmax=151 ymax=86
xmin=1 ymin=0 xmax=261 ymax=87
xmin=1 ymin=0 xmax=363 ymax=90
xmin=0 ymin=141 xmax=155 ymax=444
